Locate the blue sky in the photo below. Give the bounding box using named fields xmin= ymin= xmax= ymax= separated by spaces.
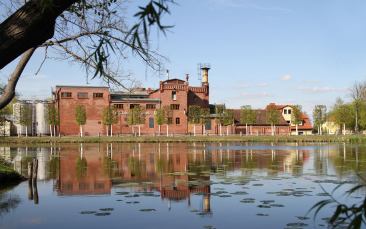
xmin=2 ymin=0 xmax=366 ymax=115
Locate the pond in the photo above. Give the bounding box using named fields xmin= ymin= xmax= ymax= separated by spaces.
xmin=0 ymin=142 xmax=365 ymax=229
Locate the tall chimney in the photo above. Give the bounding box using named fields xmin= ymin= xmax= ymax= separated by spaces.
xmin=201 ymin=65 xmax=210 ymax=85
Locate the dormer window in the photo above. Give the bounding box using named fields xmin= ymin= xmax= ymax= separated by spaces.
xmin=172 ymin=91 xmax=177 ymax=101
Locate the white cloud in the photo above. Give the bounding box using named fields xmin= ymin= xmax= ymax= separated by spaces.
xmin=280 ymin=74 xmax=292 ymax=81
xmin=298 ymin=86 xmax=348 ymax=93
xmin=233 ymin=82 xmax=269 ymax=89
xmin=240 ymin=92 xmax=272 ymax=98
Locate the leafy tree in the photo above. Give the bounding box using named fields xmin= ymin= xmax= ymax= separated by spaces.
xmin=200 ymin=107 xmax=210 ymax=134
xmin=0 ymin=98 xmax=16 ymax=136
xmin=188 ymin=105 xmax=202 ymax=136
xmin=332 ymin=98 xmax=354 ymax=135
xmin=350 ymin=81 xmax=366 ymax=133
xmin=75 ymin=105 xmax=86 ymax=137
xmin=213 ymin=104 xmax=233 ymax=135
xmin=291 ymin=105 xmax=302 ymax=135
xmin=155 ymin=108 xmax=165 ymax=136
xmin=240 ymin=105 xmax=256 ymax=135
xmin=19 ymin=104 xmax=32 ymax=137
xmin=46 ymin=104 xmax=59 ymax=137
xmin=313 ymin=105 xmax=327 ymax=135
xmin=0 ymin=0 xmax=174 ymax=109
xmin=163 ymin=105 xmax=173 ymax=136
xmin=127 ymin=106 xmax=145 ymax=136
xmin=102 ymin=106 xmax=118 ymax=136
xmin=266 ymin=104 xmax=280 ymax=136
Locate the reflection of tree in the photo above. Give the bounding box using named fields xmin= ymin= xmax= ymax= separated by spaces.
xmin=48 ymin=156 xmax=60 ymax=179
xmin=128 ymin=157 xmax=146 ymax=178
xmin=76 ymin=158 xmax=87 ymax=180
xmin=0 ymin=190 xmax=21 ymax=217
xmin=103 ymin=157 xmax=119 ymax=178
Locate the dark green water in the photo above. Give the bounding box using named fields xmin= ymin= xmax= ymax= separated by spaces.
xmin=0 ymin=142 xmax=365 ymax=229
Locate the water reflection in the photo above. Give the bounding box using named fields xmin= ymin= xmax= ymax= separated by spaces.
xmin=0 ymin=143 xmax=365 ymax=228
xmin=1 ymin=143 xmax=365 ymax=196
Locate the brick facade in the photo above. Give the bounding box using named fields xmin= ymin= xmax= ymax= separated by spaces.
xmin=54 ymin=69 xmax=210 ymax=136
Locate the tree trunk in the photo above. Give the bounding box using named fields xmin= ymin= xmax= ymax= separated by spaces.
xmin=296 ymin=124 xmax=298 ymax=135
xmin=49 ymin=125 xmax=52 ymax=137
xmin=166 ymin=125 xmax=169 ymax=137
xmin=158 ymin=125 xmax=161 ymax=136
xmin=343 ymin=123 xmax=346 ymax=135
xmin=110 ymin=125 xmax=113 ymax=136
xmin=271 ymin=125 xmax=274 ymax=136
xmin=193 ymin=125 xmax=196 ymax=136
xmin=25 ymin=126 xmax=28 ymax=137
xmin=246 ymin=123 xmax=248 ymax=136
xmin=219 ymin=124 xmax=222 ymax=136
xmin=226 ymin=126 xmax=229 ymax=136
xmin=0 ymin=0 xmax=78 ymax=70
xmin=80 ymin=125 xmax=83 ymax=137
xmin=355 ymin=108 xmax=359 ymax=133
xmin=203 ymin=124 xmax=206 ymax=135
xmin=53 ymin=125 xmax=56 ymax=137
xmin=138 ymin=125 xmax=141 ymax=136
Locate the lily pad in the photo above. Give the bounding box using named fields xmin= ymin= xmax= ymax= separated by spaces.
xmin=139 ymin=208 xmax=156 ymax=212
xmin=99 ymin=208 xmax=114 ymax=211
xmin=256 ymin=213 xmax=269 ymax=216
xmin=80 ymin=211 xmax=96 ymax=215
xmin=95 ymin=212 xmax=111 ymax=216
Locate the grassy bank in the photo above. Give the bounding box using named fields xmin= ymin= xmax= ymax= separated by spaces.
xmin=0 ymin=135 xmax=366 ymax=144
xmin=0 ymin=162 xmax=25 ymax=187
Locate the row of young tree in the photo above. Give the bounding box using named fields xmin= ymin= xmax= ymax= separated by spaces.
xmin=240 ymin=104 xmax=303 ymax=136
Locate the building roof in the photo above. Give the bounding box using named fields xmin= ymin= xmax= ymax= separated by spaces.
xmin=162 ymin=78 xmax=186 ymax=84
xmin=291 ymin=113 xmax=313 ymax=130
xmin=232 ymin=109 xmax=289 ymax=126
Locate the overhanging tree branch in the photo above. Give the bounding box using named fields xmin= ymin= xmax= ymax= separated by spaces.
xmin=0 ymin=47 xmax=36 ymax=109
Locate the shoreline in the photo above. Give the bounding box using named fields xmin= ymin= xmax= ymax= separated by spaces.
xmin=0 ymin=135 xmax=365 ymax=144
xmin=0 ymin=163 xmax=26 ymax=188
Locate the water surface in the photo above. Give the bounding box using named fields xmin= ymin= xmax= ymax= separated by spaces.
xmin=0 ymin=142 xmax=365 ymax=229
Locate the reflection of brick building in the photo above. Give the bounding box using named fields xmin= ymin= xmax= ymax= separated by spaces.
xmin=57 ymin=145 xmax=112 ymax=195
xmin=54 ymin=67 xmax=210 ymax=136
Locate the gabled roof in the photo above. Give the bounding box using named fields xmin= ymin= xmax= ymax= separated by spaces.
xmin=291 ymin=113 xmax=313 ymax=130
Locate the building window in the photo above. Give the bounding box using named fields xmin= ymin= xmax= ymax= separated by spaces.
xmin=93 ymin=93 xmax=103 ymax=98
xmin=146 ymin=104 xmax=156 ymax=110
xmin=172 ymin=91 xmax=177 ymax=101
xmin=114 ymin=104 xmax=123 ymax=109
xmin=77 ymin=92 xmax=88 ymax=99
xmin=170 ymin=104 xmax=180 ymax=110
xmin=61 ymin=92 xmax=72 ymax=98
xmin=284 ymin=109 xmax=287 ymax=114
xmin=149 ymin=117 xmax=154 ymax=128
xmin=287 ymin=109 xmax=292 ymax=114
xmin=130 ymin=104 xmax=140 ymax=109
xmin=175 ymin=117 xmax=180 ymax=125
xmin=205 ymin=120 xmax=211 ymax=130
xmin=287 ymin=121 xmax=290 ymax=124
xmin=167 ymin=117 xmax=173 ymax=124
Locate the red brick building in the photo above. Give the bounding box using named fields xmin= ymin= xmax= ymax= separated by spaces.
xmin=54 ymin=67 xmax=211 ymax=136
